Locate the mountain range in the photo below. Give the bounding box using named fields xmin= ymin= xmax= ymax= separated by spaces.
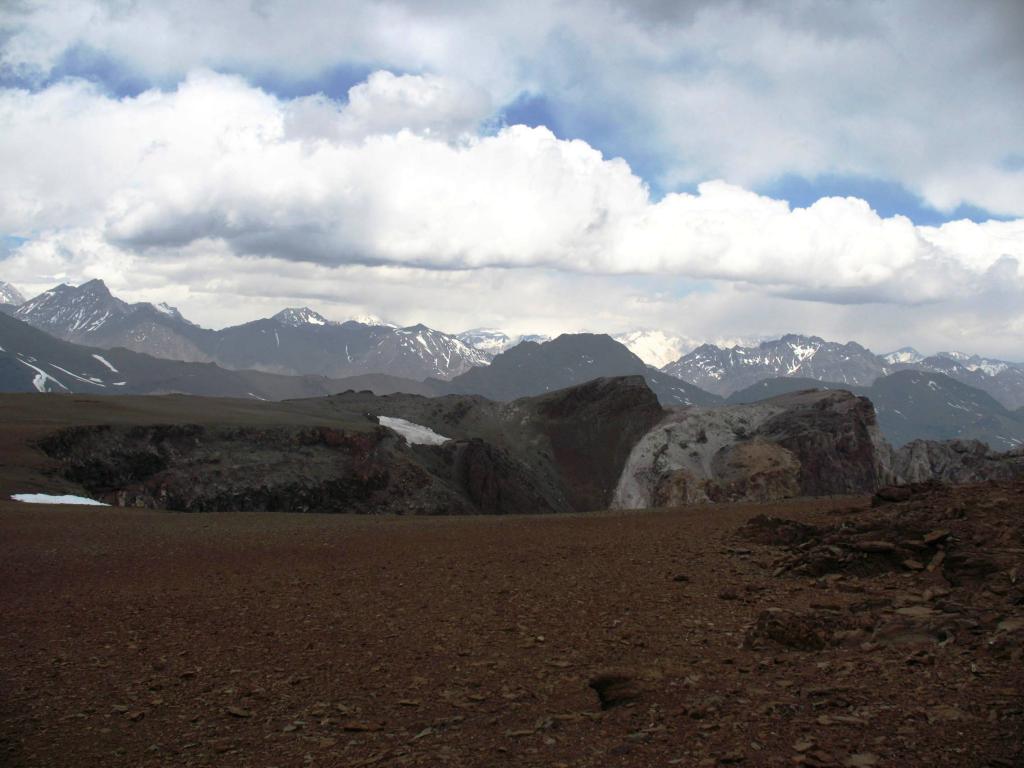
xmin=455 ymin=329 xmax=551 ymax=361
xmin=662 ymin=334 xmax=1024 ymax=411
xmin=0 ymin=311 xmax=367 ymax=400
xmin=2 ymin=277 xmax=1023 ymax=448
xmin=11 ymin=279 xmax=486 ymax=381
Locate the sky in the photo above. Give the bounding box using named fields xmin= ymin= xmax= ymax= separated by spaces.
xmin=1 ymin=0 xmax=1023 ymax=359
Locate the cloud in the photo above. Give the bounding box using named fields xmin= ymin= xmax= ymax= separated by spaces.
xmin=1 ymin=70 xmax=1022 ymax=309
xmin=3 ymin=0 xmax=1022 ymax=217
xmin=6 ymin=227 xmax=1023 ymax=361
xmin=1 ymin=61 xmax=1022 ymax=358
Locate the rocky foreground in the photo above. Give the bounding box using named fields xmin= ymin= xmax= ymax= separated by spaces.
xmin=15 ymin=379 xmax=1023 ymax=517
xmin=1 ymin=481 xmax=1021 ymax=767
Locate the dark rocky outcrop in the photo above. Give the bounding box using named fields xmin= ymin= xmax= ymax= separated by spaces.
xmin=758 ymin=391 xmax=887 ymax=496
xmin=521 ymin=376 xmax=665 ymax=511
xmin=35 ymin=376 xmax=664 ymax=515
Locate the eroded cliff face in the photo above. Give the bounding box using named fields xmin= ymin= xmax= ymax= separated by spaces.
xmin=33 ymin=376 xmax=664 ymax=515
xmin=614 ymin=390 xmax=893 ymax=508
xmin=37 ymin=422 xmax=576 ymax=515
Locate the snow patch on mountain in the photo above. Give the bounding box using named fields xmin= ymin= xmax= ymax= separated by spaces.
xmin=883 ymin=347 xmax=925 ymax=365
xmin=350 ymin=313 xmax=396 ymax=327
xmin=16 ymin=358 xmax=68 ymax=392
xmin=11 ymin=493 xmax=109 ymax=506
xmin=273 ymin=307 xmax=329 ymax=327
xmin=614 ymin=330 xmax=694 ymax=369
xmin=91 ymin=354 xmax=118 ymax=372
xmin=0 ymin=281 xmax=25 ymax=306
xmin=378 ymin=416 xmax=450 ymax=445
xmin=457 ymin=329 xmax=552 ymax=361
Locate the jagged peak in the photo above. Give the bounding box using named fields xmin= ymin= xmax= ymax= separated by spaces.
xmin=273 ymin=307 xmax=329 ymax=327
xmin=0 ymin=280 xmax=26 ymax=305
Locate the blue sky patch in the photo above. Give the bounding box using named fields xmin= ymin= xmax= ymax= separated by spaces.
xmin=757 ymin=173 xmax=1009 ymax=225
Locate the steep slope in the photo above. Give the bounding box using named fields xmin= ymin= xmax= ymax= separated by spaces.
xmin=891 ymin=353 xmax=1024 ymax=411
xmin=663 ymin=334 xmax=886 ymax=396
xmin=0 ymin=312 xmax=371 ymax=400
xmin=727 ymin=372 xmax=1024 ymax=450
xmin=868 ymin=370 xmax=1024 ymax=450
xmin=443 ymin=333 xmax=722 ymax=407
xmin=0 ymin=280 xmax=25 ymax=307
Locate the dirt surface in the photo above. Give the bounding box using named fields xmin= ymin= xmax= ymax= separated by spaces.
xmin=2 ymin=485 xmax=1022 ymax=768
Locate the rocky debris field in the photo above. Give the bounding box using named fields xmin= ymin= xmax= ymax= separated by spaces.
xmin=1 ymin=481 xmax=1021 ymax=767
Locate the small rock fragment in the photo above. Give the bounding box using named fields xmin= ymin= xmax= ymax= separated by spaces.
xmin=923 ymin=529 xmax=951 ymax=545
xmin=844 ymin=753 xmax=878 ymax=767
xmin=588 ymin=673 xmax=641 ymax=710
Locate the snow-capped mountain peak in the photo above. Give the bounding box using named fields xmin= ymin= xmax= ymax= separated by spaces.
xmin=15 ymin=279 xmax=129 ymax=334
xmin=613 ymin=329 xmax=694 ymax=369
xmin=392 ymin=324 xmax=489 ymax=374
xmin=457 ymin=328 xmax=553 ymax=362
xmin=663 ymin=333 xmax=883 ymax=396
xmin=0 ymin=280 xmax=26 ymax=306
xmin=883 ymin=347 xmax=924 ymax=365
xmin=273 ymin=307 xmax=330 ymax=327
xmin=457 ymin=328 xmax=513 ymax=356
xmin=349 ymin=313 xmax=396 ymax=327
xmin=935 ymin=351 xmax=1013 ymax=377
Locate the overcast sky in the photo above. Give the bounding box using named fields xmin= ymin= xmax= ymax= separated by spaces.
xmin=1 ymin=0 xmax=1022 ymax=358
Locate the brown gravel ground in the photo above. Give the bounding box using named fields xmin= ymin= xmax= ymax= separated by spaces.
xmin=1 ymin=491 xmax=1021 ymax=768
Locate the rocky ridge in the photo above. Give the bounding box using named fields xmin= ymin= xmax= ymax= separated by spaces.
xmin=32 ymin=376 xmax=664 ymax=515
xmin=614 ymin=388 xmax=1024 ymax=509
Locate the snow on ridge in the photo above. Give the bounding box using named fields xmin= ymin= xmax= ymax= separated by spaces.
xmin=16 ymin=359 xmax=68 ymax=392
xmin=275 ymin=307 xmax=329 ymax=326
xmin=49 ymin=364 xmax=105 ymax=387
xmin=378 ymin=416 xmax=451 ymax=446
xmin=11 ymin=493 xmax=109 ymax=506
xmin=91 ymin=354 xmax=118 ymax=372
xmin=615 ymin=329 xmax=693 ymax=369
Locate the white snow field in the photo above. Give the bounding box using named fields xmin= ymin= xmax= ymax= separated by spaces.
xmin=377 ymin=416 xmax=451 ymax=446
xmin=11 ymin=493 xmax=109 ymax=506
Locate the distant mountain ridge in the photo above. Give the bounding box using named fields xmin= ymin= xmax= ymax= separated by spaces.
xmin=6 ymin=278 xmax=1024 ymax=409
xmin=12 ymin=280 xmax=486 ymax=381
xmin=442 ymin=333 xmax=722 ymax=407
xmin=663 ymin=334 xmax=887 ymax=395
xmin=0 ymin=311 xmax=371 ymax=399
xmin=3 ymin=306 xmax=1022 ymax=451
xmin=662 ymin=333 xmax=1024 ymax=411
xmin=455 ymin=328 xmax=551 ymax=362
